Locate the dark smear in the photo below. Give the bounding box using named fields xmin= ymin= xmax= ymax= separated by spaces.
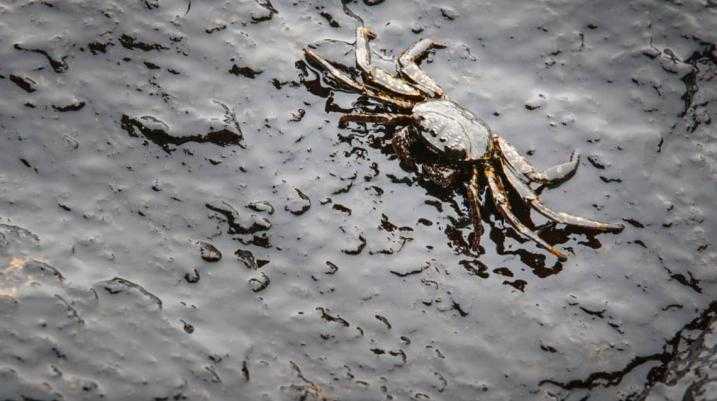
xmin=13 ymin=44 xmax=69 ymax=73
xmin=97 ymin=277 xmax=163 ymax=310
xmin=630 ymin=239 xmax=647 ymax=249
xmin=374 ymin=314 xmax=391 ymax=329
xmin=332 ymin=204 xmax=352 ymax=215
xmin=541 ymin=343 xmax=558 ymax=353
xmin=450 ymin=300 xmax=469 ymax=317
xmin=241 ymin=360 xmax=250 ymax=381
xmin=250 ymin=14 xmax=273 ymax=24
xmin=493 ymin=267 xmax=513 ymax=277
xmin=9 ymin=75 xmax=37 ymax=93
xmin=205 ymin=25 xmax=226 ymax=34
xmin=540 ymin=302 xmax=717 ymax=394
xmin=239 ymin=234 xmax=272 ymax=248
xmin=319 ymin=11 xmax=341 ymax=28
xmin=390 ymin=263 xmax=429 ymax=277
xmin=341 ymin=233 xmax=366 ymax=255
xmin=579 ymin=306 xmax=606 ymax=318
xmin=297 ymin=59 xmax=333 ymax=98
xmin=316 ymin=307 xmax=350 ymax=327
xmin=440 ymin=7 xmax=459 ymax=21
xmin=389 ymin=349 xmax=407 ymax=365
xmin=670 ymin=272 xmax=702 ymax=294
xmin=599 ymin=176 xmax=623 ymax=183
xmin=587 ymin=155 xmax=606 ymax=169
xmin=184 ymin=268 xmax=200 ymax=283
xmin=120 ymin=114 xmax=244 ymax=153
xmin=459 ymin=259 xmax=489 ymax=279
xmin=679 ymin=42 xmax=715 ymax=117
xmin=118 ymin=34 xmax=167 ymax=51
xmin=52 ymin=101 xmax=85 ymax=112
xmin=205 ymin=203 xmax=272 ymax=235
xmin=229 ymin=64 xmax=263 ymax=78
xmin=379 ymin=214 xmax=397 ymax=231
xmin=285 ymin=188 xmax=311 ymax=215
xmin=88 ymin=41 xmax=110 ymax=54
xmin=503 ymin=279 xmax=527 ymax=292
xmin=331 ymin=181 xmax=353 ymax=195
xmin=204 ymin=366 xmax=221 ymax=383
xmin=247 ymin=201 xmax=274 ymax=215
xmin=662 ymin=304 xmax=683 ymax=311
xmin=19 ymin=158 xmax=38 ymax=173
xmin=623 ymin=218 xmax=645 ymax=228
xmin=324 ymin=261 xmax=339 ymax=274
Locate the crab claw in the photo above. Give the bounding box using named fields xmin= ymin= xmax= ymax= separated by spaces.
xmin=358 ymin=26 xmax=377 ymax=40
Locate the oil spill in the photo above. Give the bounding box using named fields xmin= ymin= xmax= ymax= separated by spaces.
xmin=0 ymin=0 xmax=715 ymax=400
xmin=121 ymin=114 xmax=244 ymax=153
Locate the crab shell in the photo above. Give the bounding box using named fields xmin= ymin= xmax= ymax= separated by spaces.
xmin=413 ymin=100 xmax=493 ymax=162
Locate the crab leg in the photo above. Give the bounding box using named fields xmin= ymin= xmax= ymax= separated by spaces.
xmin=339 ymin=113 xmax=415 ymax=127
xmin=465 ymin=166 xmax=484 ymax=250
xmin=485 ymin=163 xmax=568 ymax=261
xmin=391 ymin=126 xmax=418 ymax=171
xmin=500 ymin=160 xmax=625 ymax=232
xmin=304 ymin=48 xmax=363 ymax=91
xmin=355 ymin=27 xmax=423 ymax=98
xmin=304 ymin=48 xmax=415 ymax=109
xmin=495 ymin=136 xmax=579 ymax=186
xmin=398 ymin=39 xmax=446 ymax=98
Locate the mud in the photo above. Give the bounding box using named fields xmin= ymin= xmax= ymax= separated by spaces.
xmin=0 ymin=0 xmax=715 ymax=400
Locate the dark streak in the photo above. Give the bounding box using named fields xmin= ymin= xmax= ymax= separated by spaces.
xmin=52 ymin=101 xmax=85 ymax=112
xmin=229 ymin=64 xmax=263 ymax=78
xmin=9 ymin=75 xmax=37 ymax=92
xmin=316 ymin=307 xmax=349 ymax=327
xmin=119 ymin=34 xmax=167 ymax=51
xmin=390 ymin=263 xmax=429 ymax=277
xmin=14 ymin=44 xmax=68 ymax=73
xmin=374 ymin=314 xmax=391 ymax=329
xmin=120 ymin=114 xmax=244 ymax=153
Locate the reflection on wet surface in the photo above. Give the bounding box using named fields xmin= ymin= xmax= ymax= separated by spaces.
xmin=0 ymin=0 xmax=715 ymax=400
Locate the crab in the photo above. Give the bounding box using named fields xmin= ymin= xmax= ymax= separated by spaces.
xmin=303 ymin=27 xmax=624 ymax=261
